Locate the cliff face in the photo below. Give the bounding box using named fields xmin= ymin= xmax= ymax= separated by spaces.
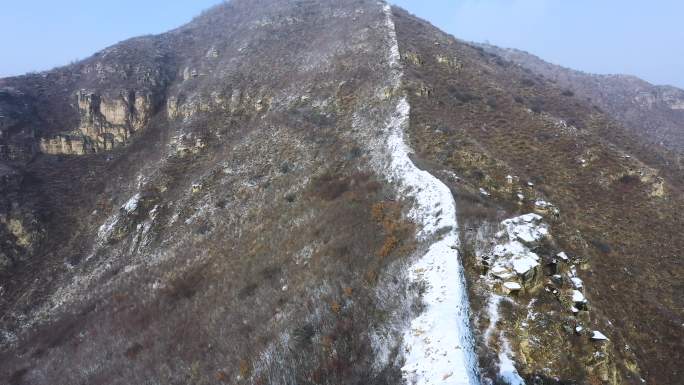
xmin=0 ymin=33 xmax=174 ymax=158
xmin=0 ymin=1 xmax=682 ymax=385
xmin=38 ymin=89 xmax=155 ymax=155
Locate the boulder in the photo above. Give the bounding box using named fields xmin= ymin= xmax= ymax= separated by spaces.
xmin=502 ymin=281 xmax=522 ymax=294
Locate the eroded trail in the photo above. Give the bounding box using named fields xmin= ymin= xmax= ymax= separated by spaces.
xmin=380 ymin=4 xmax=480 ymax=385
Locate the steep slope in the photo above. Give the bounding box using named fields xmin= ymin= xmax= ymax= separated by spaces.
xmin=393 ymin=7 xmax=682 ymax=385
xmin=0 ymin=1 xmax=682 ymax=385
xmin=378 ymin=5 xmax=478 ymax=384
xmin=479 ymin=44 xmax=684 ymax=156
xmin=0 ymin=1 xmax=426 ymax=383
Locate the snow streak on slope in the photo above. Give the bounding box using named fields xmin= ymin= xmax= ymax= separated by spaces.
xmin=485 ymin=295 xmax=526 ymax=385
xmin=381 ymin=4 xmax=480 ymax=385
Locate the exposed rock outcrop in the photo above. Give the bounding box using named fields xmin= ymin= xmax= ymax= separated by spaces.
xmin=40 ymin=89 xmax=154 ymax=154
xmin=487 ymin=213 xmax=549 ymax=291
xmin=166 ymin=88 xmax=270 ymax=121
xmin=0 ymin=2 xmax=681 ymax=385
xmin=39 ymin=134 xmax=92 ymax=155
xmin=465 ymin=212 xmax=631 ymax=384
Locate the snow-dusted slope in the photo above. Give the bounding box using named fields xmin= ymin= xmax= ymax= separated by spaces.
xmin=380 ymin=4 xmax=480 ymax=385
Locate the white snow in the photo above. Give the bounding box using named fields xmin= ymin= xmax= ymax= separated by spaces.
xmin=383 ymin=5 xmax=401 ymax=69
xmin=492 ymin=266 xmax=515 ymax=280
xmin=479 ymin=188 xmax=491 ymax=197
xmin=97 ymin=215 xmax=119 ymax=240
xmin=123 ymin=193 xmax=141 ymax=214
xmin=572 ymin=290 xmax=586 ymax=304
xmin=568 ymin=264 xmax=583 ymax=289
xmin=97 ymin=191 xmax=143 ymax=241
xmin=591 ymin=331 xmax=609 ymax=341
xmin=493 ymin=240 xmax=528 ymax=258
xmin=484 ymin=295 xmax=502 ymax=342
xmin=388 ymin=96 xmax=478 ymax=385
xmin=512 ymin=257 xmax=539 ymax=276
xmin=381 ymin=4 xmax=478 ymax=385
xmin=491 ymin=220 xmax=543 ymax=277
xmin=503 ymin=282 xmax=522 ymax=291
xmin=498 ymin=343 xmax=526 ymax=385
xmin=485 ymin=214 xmax=551 ymax=295
xmin=485 ymin=296 xmax=526 ymax=385
xmin=501 ymin=214 xmax=548 ymax=244
xmin=556 ymin=252 xmax=569 ymax=261
xmin=480 ymin=214 xmax=560 ymax=382
xmin=570 ymin=277 xmax=583 ymax=289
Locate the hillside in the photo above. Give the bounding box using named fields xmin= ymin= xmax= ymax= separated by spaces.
xmin=0 ymin=1 xmax=681 ymax=384
xmin=479 ymin=43 xmax=684 ymax=157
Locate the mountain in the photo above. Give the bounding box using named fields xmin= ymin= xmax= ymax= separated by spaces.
xmin=479 ymin=43 xmax=684 ymax=157
xmin=1 ymin=1 xmax=682 ymax=384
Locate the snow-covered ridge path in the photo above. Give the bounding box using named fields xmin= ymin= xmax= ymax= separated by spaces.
xmin=380 ymin=4 xmax=480 ymax=385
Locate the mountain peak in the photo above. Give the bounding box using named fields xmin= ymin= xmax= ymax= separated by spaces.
xmin=1 ymin=3 xmax=681 ymax=385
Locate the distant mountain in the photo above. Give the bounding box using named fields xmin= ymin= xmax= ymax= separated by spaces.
xmin=479 ymin=43 xmax=684 ymax=156
xmin=0 ymin=1 xmax=681 ymax=384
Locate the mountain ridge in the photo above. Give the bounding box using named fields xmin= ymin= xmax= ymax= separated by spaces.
xmin=478 ymin=43 xmax=684 ymax=156
xmin=0 ymin=1 xmax=681 ymax=384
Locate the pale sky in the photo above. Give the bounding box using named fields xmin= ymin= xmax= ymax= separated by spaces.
xmin=1 ymin=0 xmax=682 ymax=88
xmin=392 ymin=0 xmax=684 ymax=88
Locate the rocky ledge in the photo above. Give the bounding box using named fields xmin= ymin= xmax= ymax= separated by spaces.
xmin=469 ymin=212 xmax=623 ymax=384
xmin=40 ymin=89 xmax=155 ymax=155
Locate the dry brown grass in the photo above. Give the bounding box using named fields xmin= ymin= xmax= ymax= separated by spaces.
xmin=371 ymin=201 xmax=416 ymax=259
xmin=394 ymin=6 xmax=683 ymax=384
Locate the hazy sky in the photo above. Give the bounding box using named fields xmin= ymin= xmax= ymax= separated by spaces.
xmin=1 ymin=0 xmax=682 ymax=88
xmin=392 ymin=0 xmax=684 ymax=88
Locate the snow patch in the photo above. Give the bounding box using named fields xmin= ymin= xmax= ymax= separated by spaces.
xmin=572 ymin=290 xmax=586 ymax=304
xmin=123 ymin=193 xmax=141 ymax=214
xmin=97 ymin=215 xmax=119 ymax=240
xmin=503 ymin=282 xmax=522 ymax=291
xmin=484 ymin=295 xmax=526 ymax=385
xmin=479 ymin=214 xmax=553 ymax=383
xmin=380 ymin=3 xmax=479 ymax=384
xmin=511 ymin=256 xmax=539 ymax=276
xmin=498 ymin=341 xmax=526 ymax=385
xmin=98 ymin=192 xmax=143 ymax=241
xmin=488 ymin=214 xmax=549 ymax=280
xmin=501 ymin=214 xmax=548 ymax=244
xmin=591 ymin=331 xmax=609 ymax=341
xmin=570 ymin=277 xmax=583 ymax=289
xmin=382 ymin=4 xmax=401 ymax=70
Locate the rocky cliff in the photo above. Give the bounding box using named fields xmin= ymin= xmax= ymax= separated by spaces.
xmin=39 ymin=89 xmax=155 ymax=155
xmin=0 ymin=1 xmax=681 ymax=385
